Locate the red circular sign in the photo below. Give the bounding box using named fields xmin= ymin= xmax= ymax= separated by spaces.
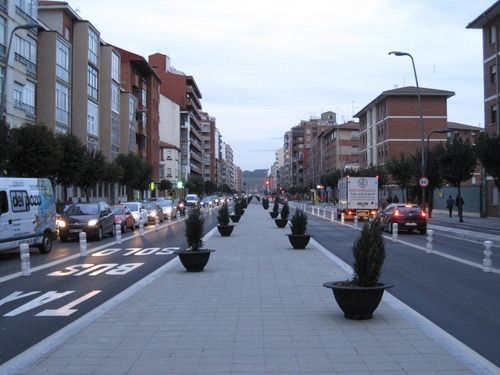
xmin=419 ymin=177 xmax=429 ymax=187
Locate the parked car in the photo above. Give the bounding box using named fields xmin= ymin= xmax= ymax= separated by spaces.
xmin=158 ymin=199 xmax=177 ymax=219
xmin=123 ymin=201 xmax=148 ymax=227
xmin=185 ymin=194 xmax=199 ymax=207
xmin=112 ymin=205 xmax=135 ymax=233
xmin=378 ymin=203 xmax=427 ymax=234
xmin=144 ymin=201 xmax=165 ymax=224
xmin=58 ymin=202 xmax=115 ymax=241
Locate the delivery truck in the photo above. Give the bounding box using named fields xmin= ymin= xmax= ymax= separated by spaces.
xmin=0 ymin=178 xmax=57 ymax=253
xmin=337 ymin=176 xmax=379 ymax=220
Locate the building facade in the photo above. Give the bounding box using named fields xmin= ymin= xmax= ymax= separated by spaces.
xmin=354 ymin=86 xmax=454 ymax=168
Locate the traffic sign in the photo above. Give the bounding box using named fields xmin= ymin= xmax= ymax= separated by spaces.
xmin=419 ymin=177 xmax=429 ymax=187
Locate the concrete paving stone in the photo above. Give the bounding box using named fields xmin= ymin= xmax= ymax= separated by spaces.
xmin=363 ymin=361 xmax=405 ymax=371
xmin=125 ymin=364 xmax=169 ymax=375
xmin=333 ymin=361 xmax=371 ymax=372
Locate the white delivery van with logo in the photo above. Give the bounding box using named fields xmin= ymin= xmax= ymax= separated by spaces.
xmin=0 ymin=177 xmax=57 ymax=253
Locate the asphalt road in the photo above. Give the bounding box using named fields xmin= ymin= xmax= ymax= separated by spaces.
xmin=307 ymin=214 xmax=500 ymax=367
xmin=0 ymin=208 xmax=219 ymax=365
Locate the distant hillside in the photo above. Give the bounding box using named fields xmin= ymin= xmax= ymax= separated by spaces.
xmin=242 ymin=169 xmax=268 ymax=193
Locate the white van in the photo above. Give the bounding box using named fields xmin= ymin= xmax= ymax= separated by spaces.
xmin=0 ymin=178 xmax=57 ymax=253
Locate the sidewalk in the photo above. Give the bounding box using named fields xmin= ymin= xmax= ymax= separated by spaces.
xmin=6 ymin=202 xmax=497 ymax=374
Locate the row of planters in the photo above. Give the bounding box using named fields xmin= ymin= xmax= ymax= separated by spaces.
xmin=179 ymin=196 xmax=391 ymax=321
xmin=264 ymin=199 xmax=391 ymax=320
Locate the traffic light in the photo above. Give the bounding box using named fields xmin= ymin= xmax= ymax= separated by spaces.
xmin=265 ymin=179 xmax=270 ymax=186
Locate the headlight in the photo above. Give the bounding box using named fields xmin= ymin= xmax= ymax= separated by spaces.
xmin=150 ymin=211 xmax=157 ymax=217
xmin=57 ymin=220 xmax=66 ymax=228
xmin=88 ymin=219 xmax=98 ymax=226
xmin=132 ymin=212 xmax=139 ymax=220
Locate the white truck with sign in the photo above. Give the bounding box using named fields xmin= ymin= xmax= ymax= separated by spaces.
xmin=337 ymin=176 xmax=379 ymax=219
xmin=0 ymin=178 xmax=57 ymax=253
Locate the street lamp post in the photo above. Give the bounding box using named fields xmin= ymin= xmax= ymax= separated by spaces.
xmin=389 ymin=51 xmax=425 ymax=208
xmin=1 ymin=23 xmax=40 ymax=122
xmin=425 ymin=129 xmax=450 ymax=216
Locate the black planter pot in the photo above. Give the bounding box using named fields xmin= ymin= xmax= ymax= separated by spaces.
xmin=175 ymin=249 xmax=215 ymax=272
xmin=287 ymin=234 xmax=311 ymax=249
xmin=217 ymin=224 xmax=234 ymax=237
xmin=270 ymin=211 xmax=279 ymax=219
xmin=230 ymin=214 xmax=241 ymax=223
xmin=323 ymin=282 xmax=393 ymax=319
xmin=274 ymin=218 xmax=288 ymax=228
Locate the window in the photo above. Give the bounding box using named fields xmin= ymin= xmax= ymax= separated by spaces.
xmin=23 ymin=80 xmax=35 ymax=114
xmin=490 ymin=25 xmax=497 ymax=44
xmin=56 ymin=39 xmax=70 ymax=82
xmin=140 ymin=89 xmax=146 ymax=105
xmin=87 ymin=100 xmax=99 ymax=136
xmin=87 ymin=65 xmax=98 ymax=100
xmin=13 ymin=82 xmax=23 ymax=106
xmin=15 ymin=0 xmax=37 ymax=19
xmin=88 ymin=29 xmax=99 ymax=65
xmin=490 ymin=64 xmax=497 ymax=85
xmin=491 ymin=104 xmax=497 ymax=124
xmin=111 ymin=82 xmax=120 ymax=113
xmin=111 ymin=51 xmax=120 ymax=81
xmin=87 ymin=136 xmax=98 ymax=153
xmin=128 ymin=96 xmax=135 ymax=122
xmin=166 ymin=150 xmax=172 ymax=160
xmin=56 ymin=83 xmax=69 ymax=124
xmin=14 ymin=35 xmax=36 ymax=64
xmin=167 ymin=168 xmax=172 ymax=177
xmin=0 ymin=16 xmax=5 ymax=54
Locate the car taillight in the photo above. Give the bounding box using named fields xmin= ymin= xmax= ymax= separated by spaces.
xmin=420 ymin=211 xmax=427 ymax=218
xmin=393 ymin=210 xmax=400 ymax=217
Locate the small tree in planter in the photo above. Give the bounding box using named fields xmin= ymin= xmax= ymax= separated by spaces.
xmin=231 ymin=200 xmax=243 ymax=222
xmin=217 ymin=202 xmax=234 ymax=236
xmin=287 ymin=209 xmax=310 ymax=249
xmin=323 ymin=218 xmax=392 ymax=319
xmin=175 ymin=207 xmax=214 ymax=271
xmin=270 ymin=197 xmax=279 ymax=218
xmin=262 ymin=197 xmax=269 ymax=210
xmin=275 ymin=201 xmax=289 ymax=228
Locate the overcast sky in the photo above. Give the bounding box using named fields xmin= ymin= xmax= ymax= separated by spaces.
xmin=71 ymin=0 xmax=492 ymax=171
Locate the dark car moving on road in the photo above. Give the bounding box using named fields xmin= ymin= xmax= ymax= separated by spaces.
xmin=379 ymin=203 xmax=427 ymax=235
xmin=58 ymin=202 xmax=115 ymax=241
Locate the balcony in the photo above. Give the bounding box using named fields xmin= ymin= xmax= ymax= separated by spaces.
xmin=0 ymin=0 xmax=6 ymax=12
xmin=15 ymin=5 xmax=38 ymax=24
xmin=15 ymin=53 xmax=37 ymax=78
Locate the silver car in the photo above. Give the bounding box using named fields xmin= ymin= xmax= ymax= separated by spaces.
xmin=158 ymin=199 xmax=177 ymax=219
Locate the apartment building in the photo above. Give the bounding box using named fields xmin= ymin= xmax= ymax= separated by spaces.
xmin=149 ymin=53 xmax=203 ymax=180
xmin=354 ymin=86 xmax=454 ymax=168
xmin=314 ymin=121 xmax=360 ymax=180
xmin=117 ymin=47 xmax=161 ymax=181
xmin=468 ymin=3 xmax=500 ymax=137
xmin=234 ymin=165 xmax=242 ymax=193
xmin=1 ymin=0 xmax=39 ymax=129
xmin=158 ymin=94 xmax=180 ymax=184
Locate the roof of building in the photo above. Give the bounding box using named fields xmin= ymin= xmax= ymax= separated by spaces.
xmin=38 ymin=1 xmax=81 ymax=21
xmin=354 ymin=86 xmax=455 ymax=118
xmin=447 ymin=121 xmax=484 ymax=132
xmin=467 ymin=1 xmax=500 ymax=28
xmin=114 ymin=47 xmax=162 ymax=82
xmin=159 ymin=141 xmax=180 ymax=150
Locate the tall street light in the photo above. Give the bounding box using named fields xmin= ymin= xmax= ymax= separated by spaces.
xmin=1 ymin=22 xmax=40 ymax=122
xmin=425 ymin=129 xmax=450 ymax=216
xmin=389 ymin=51 xmax=425 ymax=209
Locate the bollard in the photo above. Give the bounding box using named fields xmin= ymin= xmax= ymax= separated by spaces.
xmin=79 ymin=232 xmax=87 ymax=257
xmin=331 ymin=210 xmax=335 ymax=222
xmin=323 ymin=209 xmax=326 ymax=218
xmin=483 ymin=241 xmax=493 ymax=272
xmin=341 ymin=212 xmax=345 ymax=224
xmin=155 ymin=216 xmax=160 ymax=231
xmin=426 ymin=229 xmax=433 ymax=254
xmin=392 ymin=223 xmax=398 ymax=241
xmin=139 ymin=222 xmax=144 ymax=237
xmin=20 ymin=243 xmax=31 ymax=276
xmin=115 ymin=224 xmax=122 ymax=244
xmin=354 ymin=216 xmax=358 ymax=227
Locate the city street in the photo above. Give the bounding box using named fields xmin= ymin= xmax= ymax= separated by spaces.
xmin=303 ymin=207 xmax=500 ymax=367
xmin=0 ymin=208 xmax=219 ymax=365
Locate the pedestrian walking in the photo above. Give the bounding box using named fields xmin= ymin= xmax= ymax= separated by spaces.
xmin=455 ymin=195 xmax=464 ymax=211
xmin=446 ymin=195 xmax=454 ymax=217
xmin=393 ymin=195 xmax=399 ymax=203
